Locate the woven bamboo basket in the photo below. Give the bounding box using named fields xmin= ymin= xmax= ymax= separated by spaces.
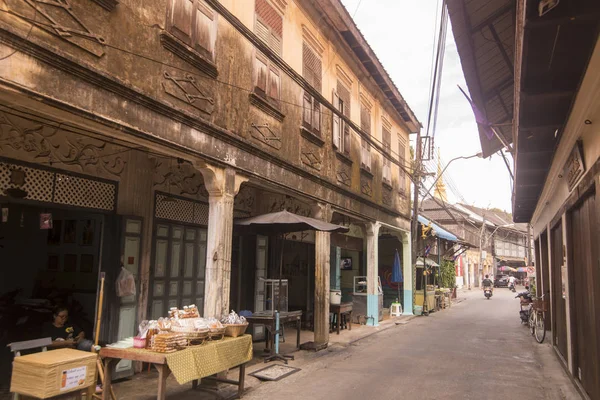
xmin=208 ymin=327 xmax=226 ymax=341
xmin=224 ymin=323 xmax=248 ymax=338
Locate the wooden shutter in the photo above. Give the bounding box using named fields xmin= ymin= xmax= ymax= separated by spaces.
xmin=343 ymin=108 xmax=351 ymax=155
xmin=168 ymin=0 xmax=194 ymax=45
xmin=303 ymin=43 xmax=321 ymax=92
xmin=383 ymin=127 xmax=391 ymax=182
xmin=255 ymin=18 xmax=270 ymax=44
xmin=193 ymin=1 xmax=214 ymax=57
xmin=254 ymin=55 xmax=268 ymax=94
xmin=398 ymin=141 xmax=406 ymax=193
xmin=332 ymin=89 xmax=340 ymax=149
xmin=360 ymin=105 xmax=370 ymax=134
xmin=268 ymin=68 xmax=280 ymax=101
xmin=255 ymin=0 xmax=283 ymax=56
xmin=303 ymin=92 xmax=312 ymax=125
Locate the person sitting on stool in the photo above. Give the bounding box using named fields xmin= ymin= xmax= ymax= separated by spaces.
xmin=43 ymin=306 xmax=93 ymax=351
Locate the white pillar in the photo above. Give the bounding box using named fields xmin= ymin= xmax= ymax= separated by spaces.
xmin=197 ymin=164 xmax=247 ymax=318
xmin=365 ymin=222 xmax=380 ymax=326
xmin=402 ymin=233 xmax=413 ymax=315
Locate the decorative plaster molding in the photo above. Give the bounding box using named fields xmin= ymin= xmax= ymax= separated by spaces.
xmin=6 ymin=0 xmax=105 ymax=57
xmin=336 ymin=167 xmax=351 ymax=187
xmin=162 ymin=71 xmax=214 ymax=115
xmin=266 ymin=192 xmax=312 ymax=216
xmin=90 ymin=0 xmax=119 ymax=11
xmin=382 ymin=186 xmax=392 ymax=206
xmin=336 ymin=65 xmax=353 ymax=88
xmin=152 ymin=157 xmax=208 ymax=200
xmin=360 ymin=173 xmax=372 ymax=197
xmin=249 ymin=93 xmax=285 ymax=122
xmin=301 ymin=25 xmax=324 ymax=55
xmin=359 ymin=87 xmax=374 ymax=109
xmin=0 ymin=109 xmax=126 ymax=178
xmin=250 ymin=123 xmax=281 ymax=150
xmin=160 ymin=31 xmax=218 ymax=79
xmin=301 ymin=149 xmax=321 ymax=171
xmin=269 ymin=0 xmax=288 ymax=16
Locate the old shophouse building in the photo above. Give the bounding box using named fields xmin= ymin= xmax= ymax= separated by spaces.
xmin=0 ymin=0 xmax=419 ymax=376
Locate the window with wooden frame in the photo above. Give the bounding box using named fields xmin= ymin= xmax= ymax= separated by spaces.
xmin=166 ymin=0 xmax=217 ymax=60
xmin=332 ymin=81 xmax=351 ymax=154
xmin=360 ymin=104 xmax=371 ymax=171
xmin=398 ymin=137 xmax=407 ymax=195
xmin=382 ymin=126 xmax=392 ymax=185
xmin=302 ymin=43 xmax=322 ymax=135
xmin=253 ymin=0 xmax=282 ymax=108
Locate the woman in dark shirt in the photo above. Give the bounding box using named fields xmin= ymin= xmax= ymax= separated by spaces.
xmin=43 ymin=306 xmax=90 ymax=350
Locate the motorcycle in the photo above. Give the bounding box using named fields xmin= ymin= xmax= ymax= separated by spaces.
xmin=509 ymin=282 xmax=516 ymax=292
xmin=516 ymin=286 xmax=532 ymax=323
xmin=484 ymin=287 xmax=493 ymax=299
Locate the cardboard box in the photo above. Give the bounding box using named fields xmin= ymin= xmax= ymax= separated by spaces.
xmin=11 ymin=349 xmax=97 ymax=399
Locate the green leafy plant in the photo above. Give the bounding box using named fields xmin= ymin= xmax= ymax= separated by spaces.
xmin=440 ymin=260 xmax=456 ymax=289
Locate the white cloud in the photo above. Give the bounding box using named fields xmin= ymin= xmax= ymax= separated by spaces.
xmin=341 ymin=0 xmax=513 ymax=212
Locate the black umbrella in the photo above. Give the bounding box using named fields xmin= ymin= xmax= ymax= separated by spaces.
xmin=235 ymin=210 xmax=348 ymax=362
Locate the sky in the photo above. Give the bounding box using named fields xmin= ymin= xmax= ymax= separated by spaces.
xmin=340 ymin=0 xmax=513 ymax=213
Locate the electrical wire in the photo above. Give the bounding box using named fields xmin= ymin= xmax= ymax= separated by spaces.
xmin=0 ymin=7 xmax=36 ymax=61
xmin=0 ymin=8 xmax=420 ymax=174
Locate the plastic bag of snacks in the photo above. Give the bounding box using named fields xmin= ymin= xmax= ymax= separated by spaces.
xmin=221 ymin=310 xmax=247 ymax=325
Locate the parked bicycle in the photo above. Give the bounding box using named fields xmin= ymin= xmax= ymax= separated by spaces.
xmin=528 ymin=293 xmax=547 ymax=343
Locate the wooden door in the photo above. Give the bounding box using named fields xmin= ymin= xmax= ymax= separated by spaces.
xmin=149 ymin=222 xmax=207 ymax=319
xmin=551 ymin=222 xmax=568 ymax=359
xmin=540 ymin=231 xmax=551 ymax=328
xmin=568 ymin=192 xmax=600 ymax=400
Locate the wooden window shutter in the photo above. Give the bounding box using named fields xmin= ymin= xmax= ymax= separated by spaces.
xmin=193 ymin=1 xmax=214 ymax=57
xmin=254 ymin=56 xmax=268 ymax=94
xmin=303 ymin=43 xmax=321 ymax=92
xmin=255 ymin=18 xmax=270 ymax=44
xmin=268 ymin=68 xmax=280 ymax=101
xmin=332 ymin=89 xmax=340 ymax=149
xmin=255 ymin=0 xmax=283 ymax=55
xmin=360 ymin=105 xmax=370 ymax=134
xmin=168 ymin=0 xmax=194 ymax=45
xmin=343 ymin=110 xmax=350 ymax=155
xmin=398 ymin=141 xmax=406 ymax=193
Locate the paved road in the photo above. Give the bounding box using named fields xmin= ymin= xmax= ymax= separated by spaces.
xmin=245 ymin=288 xmax=580 ymax=400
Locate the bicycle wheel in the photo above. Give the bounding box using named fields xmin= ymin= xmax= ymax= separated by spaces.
xmin=535 ymin=312 xmax=546 ymax=343
xmin=529 ymin=308 xmax=536 ymax=336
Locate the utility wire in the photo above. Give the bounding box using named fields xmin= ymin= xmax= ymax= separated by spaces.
xmin=0 ymin=8 xmax=419 ymax=174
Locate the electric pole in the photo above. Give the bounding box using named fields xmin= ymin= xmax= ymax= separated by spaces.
xmin=411 ymin=129 xmax=422 ymax=311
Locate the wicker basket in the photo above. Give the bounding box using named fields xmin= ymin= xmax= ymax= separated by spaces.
xmin=208 ymin=327 xmax=226 ymax=341
xmin=224 ymin=323 xmax=249 ymax=338
xmin=532 ymin=299 xmax=548 ymax=312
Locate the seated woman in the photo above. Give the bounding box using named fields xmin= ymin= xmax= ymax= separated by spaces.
xmin=43 ymin=306 xmax=93 ymax=351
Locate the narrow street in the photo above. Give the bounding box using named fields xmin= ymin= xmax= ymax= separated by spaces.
xmin=245 ymin=289 xmax=579 ymax=400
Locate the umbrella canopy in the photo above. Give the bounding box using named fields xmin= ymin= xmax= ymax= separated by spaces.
xmin=235 ymin=210 xmax=349 ymax=234
xmin=516 ymin=267 xmax=527 ymax=272
xmin=499 ymin=266 xmax=517 ymax=272
xmin=391 ymin=249 xmax=403 ymax=283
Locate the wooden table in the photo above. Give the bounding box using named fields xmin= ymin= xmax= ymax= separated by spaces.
xmin=246 ymin=310 xmax=302 ymax=351
xmin=330 ymin=302 xmax=352 ymax=335
xmin=100 ymin=342 xmax=249 ymax=400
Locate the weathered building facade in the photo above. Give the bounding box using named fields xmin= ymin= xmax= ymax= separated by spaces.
xmin=0 ymin=0 xmax=419 ymax=374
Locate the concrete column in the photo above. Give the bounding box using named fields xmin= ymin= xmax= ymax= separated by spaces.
xmin=314 ymin=231 xmax=331 ymax=346
xmin=402 ymin=233 xmax=413 ymax=315
xmin=196 ymin=163 xmax=247 ymax=318
xmin=365 ymin=222 xmax=380 ymax=326
xmin=312 ymin=203 xmax=332 ymax=346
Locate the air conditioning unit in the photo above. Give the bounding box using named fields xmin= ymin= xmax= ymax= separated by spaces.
xmin=539 ymin=0 xmax=560 ymax=17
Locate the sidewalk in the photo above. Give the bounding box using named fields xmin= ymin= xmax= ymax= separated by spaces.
xmin=104 ymin=314 xmax=418 ymax=400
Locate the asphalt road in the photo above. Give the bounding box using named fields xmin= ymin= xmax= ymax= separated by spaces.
xmin=245 ymin=288 xmax=580 ymax=400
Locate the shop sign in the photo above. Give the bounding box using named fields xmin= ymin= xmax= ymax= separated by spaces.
xmin=564 ymin=141 xmax=585 ymax=191
xmin=527 ymin=266 xmax=536 ymax=277
xmin=60 ymin=366 xmax=87 ymax=391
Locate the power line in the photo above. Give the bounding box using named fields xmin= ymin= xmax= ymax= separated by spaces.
xmin=0 ymin=8 xmax=418 ymax=174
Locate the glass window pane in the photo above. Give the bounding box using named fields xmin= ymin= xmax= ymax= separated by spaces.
xmin=64 ymin=220 xmax=75 ymax=243
xmin=154 ymin=281 xmax=164 ymax=297
xmin=182 ymin=298 xmax=191 ymax=307
xmin=168 ymin=299 xmax=178 ymax=309
xmin=80 ymin=254 xmax=94 ymax=273
xmin=124 ymin=237 xmax=140 ymax=275
xmin=157 ymin=225 xmax=169 ymax=237
xmin=169 ymin=281 xmax=179 ymax=296
xmin=185 ymin=229 xmax=196 ymax=241
xmin=48 ymin=255 xmax=59 ymax=270
xmin=152 ymin=300 xmax=163 ymax=320
xmin=47 ymin=220 xmax=62 ymax=245
xmin=199 ymin=230 xmax=207 ymax=241
xmin=184 ymin=243 xmax=195 ymax=278
xmin=183 ymin=281 xmax=192 ymax=296
xmin=171 ymin=242 xmax=181 ymax=278
xmin=126 ymin=219 xmax=142 ymax=234
xmin=197 ymin=243 xmax=206 ymax=277
xmin=172 ymin=227 xmax=183 ymax=240
xmin=154 ymin=239 xmax=168 ymax=277
xmin=64 ymin=254 xmax=77 ymax=272
xmin=80 ymin=220 xmax=95 ymax=246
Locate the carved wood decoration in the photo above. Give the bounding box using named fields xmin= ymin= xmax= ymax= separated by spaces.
xmin=250 ymin=123 xmax=281 ymax=150
xmin=152 ymin=158 xmax=208 ymax=201
xmin=6 ymin=0 xmax=106 ymax=57
xmin=360 ymin=173 xmax=372 ymax=197
xmin=162 ymin=72 xmax=215 ymax=115
xmin=382 ymin=186 xmax=392 ymax=206
xmin=90 ymin=0 xmax=119 ymax=11
xmin=0 ymin=110 xmax=126 ymax=178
